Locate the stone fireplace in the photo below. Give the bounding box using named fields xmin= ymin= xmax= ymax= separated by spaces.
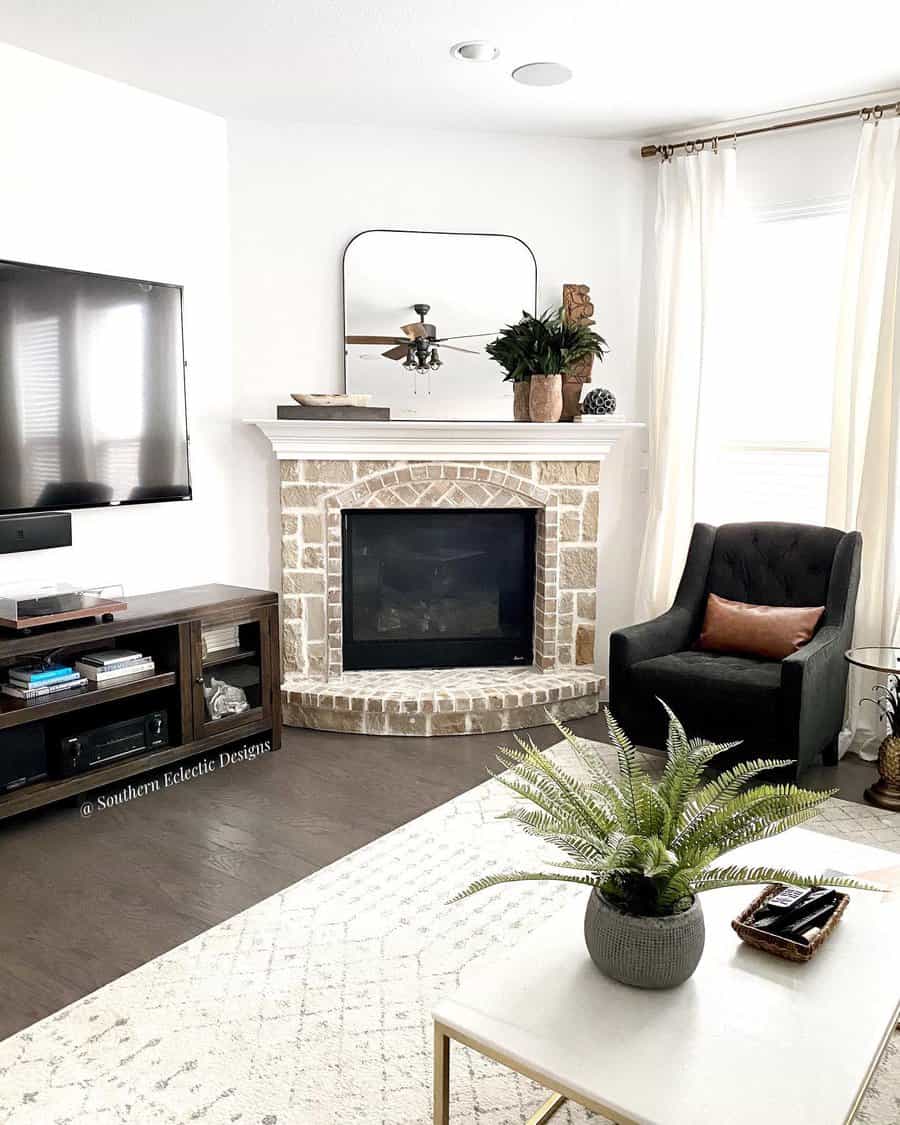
xmin=252 ymin=419 xmax=639 ymax=735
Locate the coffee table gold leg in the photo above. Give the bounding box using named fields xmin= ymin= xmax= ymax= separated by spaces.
xmin=526 ymin=1091 xmax=566 ymax=1124
xmin=434 ymin=1023 xmax=450 ymax=1124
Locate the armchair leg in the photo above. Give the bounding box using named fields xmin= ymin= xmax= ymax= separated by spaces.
xmin=822 ymin=737 xmax=840 ymax=766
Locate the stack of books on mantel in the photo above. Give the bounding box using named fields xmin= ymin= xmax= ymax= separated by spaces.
xmin=2 ymin=662 xmax=88 ymax=701
xmin=74 ymin=649 xmax=156 ymax=684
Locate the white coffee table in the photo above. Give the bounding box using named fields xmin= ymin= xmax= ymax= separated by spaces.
xmin=433 ymin=829 xmax=900 ymax=1125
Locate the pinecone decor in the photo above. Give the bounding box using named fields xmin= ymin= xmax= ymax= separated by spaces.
xmin=582 ymin=387 xmax=616 ymax=415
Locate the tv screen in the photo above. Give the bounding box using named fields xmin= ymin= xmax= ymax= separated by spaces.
xmin=0 ymin=260 xmax=190 ymax=515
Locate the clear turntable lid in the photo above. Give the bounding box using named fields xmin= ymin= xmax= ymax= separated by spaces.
xmin=0 ymin=582 xmax=125 ymax=623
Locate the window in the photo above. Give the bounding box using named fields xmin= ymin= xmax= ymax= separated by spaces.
xmin=84 ymin=303 xmax=145 ymax=496
xmin=16 ymin=315 xmax=62 ymax=501
xmin=695 ymin=205 xmax=848 ymax=527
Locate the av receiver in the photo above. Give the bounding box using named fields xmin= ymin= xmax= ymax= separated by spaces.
xmin=56 ymin=710 xmax=169 ymax=777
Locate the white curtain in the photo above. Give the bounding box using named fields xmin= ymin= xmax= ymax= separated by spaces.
xmin=635 ymin=146 xmax=737 ymax=619
xmin=827 ymin=116 xmax=900 ymax=759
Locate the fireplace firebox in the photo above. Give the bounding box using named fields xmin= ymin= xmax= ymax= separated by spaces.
xmin=342 ymin=508 xmax=536 ymax=671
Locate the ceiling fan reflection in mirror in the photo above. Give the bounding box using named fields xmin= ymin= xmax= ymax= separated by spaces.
xmin=345 ymin=303 xmax=493 ymax=375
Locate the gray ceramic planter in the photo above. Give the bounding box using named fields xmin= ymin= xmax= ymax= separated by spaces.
xmin=584 ymin=887 xmax=705 ymax=989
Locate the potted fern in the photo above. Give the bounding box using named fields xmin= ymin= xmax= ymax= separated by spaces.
xmin=486 ymin=307 xmax=607 ymax=423
xmin=452 ymin=704 xmax=876 ymax=989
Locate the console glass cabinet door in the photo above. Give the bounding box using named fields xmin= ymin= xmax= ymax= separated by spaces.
xmin=189 ymin=611 xmax=273 ymax=740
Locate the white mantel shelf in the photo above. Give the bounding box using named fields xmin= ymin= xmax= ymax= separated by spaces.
xmin=248 ymin=418 xmax=644 ymax=462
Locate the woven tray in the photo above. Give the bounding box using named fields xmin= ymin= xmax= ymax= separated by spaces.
xmin=732 ymin=884 xmax=849 ymax=962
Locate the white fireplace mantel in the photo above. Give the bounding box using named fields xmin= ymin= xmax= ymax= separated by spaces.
xmin=248 ymin=418 xmax=644 ymax=462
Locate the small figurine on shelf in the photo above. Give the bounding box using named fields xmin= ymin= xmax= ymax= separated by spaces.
xmin=203 ymin=676 xmax=250 ymax=720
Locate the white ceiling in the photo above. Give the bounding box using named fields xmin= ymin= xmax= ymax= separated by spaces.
xmin=2 ymin=0 xmax=899 ymax=138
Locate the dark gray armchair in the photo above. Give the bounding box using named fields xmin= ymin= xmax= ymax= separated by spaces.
xmin=609 ymin=522 xmax=862 ymax=777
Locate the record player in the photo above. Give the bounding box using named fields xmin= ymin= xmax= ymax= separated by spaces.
xmin=0 ymin=582 xmax=127 ymax=632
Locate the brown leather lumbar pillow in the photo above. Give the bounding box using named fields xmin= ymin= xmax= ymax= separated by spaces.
xmin=697 ymin=593 xmax=825 ymax=661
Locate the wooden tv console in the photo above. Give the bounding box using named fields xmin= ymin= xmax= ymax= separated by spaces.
xmin=0 ymin=584 xmax=281 ymax=821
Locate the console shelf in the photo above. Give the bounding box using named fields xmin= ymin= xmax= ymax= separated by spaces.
xmin=0 ymin=672 xmax=177 ymax=732
xmin=0 ymin=584 xmax=281 ymax=821
xmin=0 ymin=719 xmax=270 ymax=822
xmin=202 ymin=647 xmax=257 ymax=669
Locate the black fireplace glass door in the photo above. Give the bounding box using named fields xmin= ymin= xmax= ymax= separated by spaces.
xmin=342 ymin=508 xmax=536 ymax=670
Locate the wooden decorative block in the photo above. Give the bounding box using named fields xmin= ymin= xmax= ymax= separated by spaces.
xmin=561 ymin=283 xmax=595 ymax=420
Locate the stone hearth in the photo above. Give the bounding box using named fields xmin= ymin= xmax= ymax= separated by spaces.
xmin=251 ymin=418 xmax=640 ymax=735
xmin=283 ymin=667 xmax=604 ymax=736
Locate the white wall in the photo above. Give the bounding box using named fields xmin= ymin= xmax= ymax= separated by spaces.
xmin=228 ymin=119 xmax=648 ymax=671
xmin=0 ymin=44 xmax=234 ymax=597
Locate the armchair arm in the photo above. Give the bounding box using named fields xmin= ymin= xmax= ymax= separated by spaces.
xmin=781 ymin=626 xmax=850 ymax=771
xmin=610 ymin=606 xmax=695 ymax=668
xmin=608 ymin=606 xmax=695 ymax=727
xmin=781 ymin=625 xmax=844 ymax=675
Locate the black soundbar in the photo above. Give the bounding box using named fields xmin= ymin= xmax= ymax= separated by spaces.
xmin=0 ymin=512 xmax=72 ymax=554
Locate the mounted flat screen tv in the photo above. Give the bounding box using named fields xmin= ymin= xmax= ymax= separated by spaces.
xmin=0 ymin=259 xmax=190 ymax=515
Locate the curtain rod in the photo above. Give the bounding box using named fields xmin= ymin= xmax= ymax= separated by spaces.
xmin=640 ymin=100 xmax=900 ymax=159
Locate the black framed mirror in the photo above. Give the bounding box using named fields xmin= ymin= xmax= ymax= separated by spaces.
xmin=343 ymin=229 xmax=537 ymax=420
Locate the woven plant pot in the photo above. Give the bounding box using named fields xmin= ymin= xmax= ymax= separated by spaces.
xmin=528 ymin=373 xmax=563 ymax=423
xmin=584 ymin=888 xmax=705 ymax=989
xmin=512 ymin=380 xmax=531 ymax=422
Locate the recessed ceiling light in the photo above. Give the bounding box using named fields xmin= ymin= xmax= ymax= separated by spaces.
xmin=511 ymin=62 xmax=572 ymax=87
xmin=450 ymin=41 xmax=500 ymax=62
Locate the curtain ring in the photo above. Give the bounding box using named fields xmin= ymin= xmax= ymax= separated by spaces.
xmin=696 ymin=139 xmax=706 ymax=152
xmin=712 ymin=136 xmax=719 ymax=154
xmin=860 ymin=107 xmax=871 ymax=122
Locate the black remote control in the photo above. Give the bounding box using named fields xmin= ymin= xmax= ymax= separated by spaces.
xmin=765 ymin=885 xmax=811 ymax=911
xmin=780 ymin=894 xmax=841 ymax=941
xmin=752 ymin=887 xmax=830 ymax=932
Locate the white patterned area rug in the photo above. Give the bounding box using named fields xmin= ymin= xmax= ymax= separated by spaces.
xmin=1 ymin=741 xmax=899 ymax=1125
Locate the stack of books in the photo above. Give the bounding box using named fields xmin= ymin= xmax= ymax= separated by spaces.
xmin=74 ymin=649 xmax=156 ymax=683
xmin=202 ymin=624 xmax=240 ymax=657
xmin=2 ymin=662 xmax=88 ymax=701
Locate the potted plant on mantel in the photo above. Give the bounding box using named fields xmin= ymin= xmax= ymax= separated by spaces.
xmin=486 ymin=307 xmax=608 ymax=423
xmin=452 ymin=704 xmax=877 ymax=989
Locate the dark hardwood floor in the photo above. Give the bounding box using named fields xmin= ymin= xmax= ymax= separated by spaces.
xmin=0 ymin=712 xmax=877 ymax=1042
